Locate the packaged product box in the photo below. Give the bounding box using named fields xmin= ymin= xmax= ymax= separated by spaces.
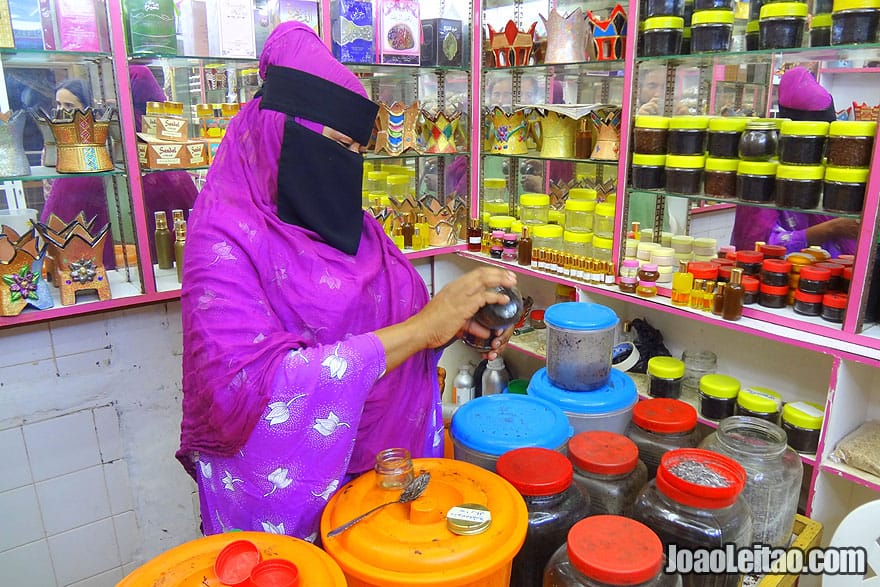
xmin=54 ymin=0 xmax=100 ymax=51
xmin=279 ymin=0 xmax=319 ymax=33
xmin=141 ymin=115 xmax=190 ymax=142
xmin=38 ymin=0 xmax=55 ymax=49
xmin=254 ymin=0 xmax=280 ymax=56
xmin=178 ymin=0 xmax=209 ymax=56
xmin=0 ymin=1 xmax=14 ymax=48
xmin=331 ymin=0 xmax=374 ymax=64
xmin=205 ymin=0 xmax=256 ymax=58
xmin=378 ymin=0 xmax=419 ymax=65
xmin=126 ymin=0 xmax=177 ymax=54
xmin=137 ymin=133 xmax=206 ymax=169
xmin=204 ymin=138 xmax=222 ymax=163
xmin=9 ymin=0 xmax=44 ymax=49
xmin=420 ymin=18 xmax=462 ymax=66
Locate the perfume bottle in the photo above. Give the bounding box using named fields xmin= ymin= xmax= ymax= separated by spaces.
xmin=467 ymin=218 xmax=482 ymax=252
xmin=517 ymin=226 xmax=532 ymax=266
xmin=154 ymin=211 xmax=174 ymax=270
xmin=174 ymin=220 xmax=187 ymax=283
xmin=723 ymin=267 xmax=745 ymax=321
xmin=401 ymin=213 xmax=414 ymax=249
xmin=671 ymin=261 xmax=693 ymax=306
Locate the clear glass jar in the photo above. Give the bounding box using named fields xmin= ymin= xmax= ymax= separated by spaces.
xmin=631 ymin=449 xmax=752 ymax=587
xmin=690 ymin=9 xmax=735 ymax=52
xmin=483 ymin=177 xmax=508 ymax=204
xmin=759 ymin=2 xmax=808 ymax=48
xmin=593 ymin=235 xmax=614 ymax=262
xmin=827 ymin=121 xmax=877 ymax=166
xmin=565 ymin=199 xmax=596 ymax=232
xmin=634 ymin=116 xmax=671 ymax=154
xmin=496 ymin=447 xmax=591 ymax=587
xmin=374 ymin=447 xmax=414 ymax=489
xmin=593 ymin=202 xmax=616 ymax=238
xmin=520 ymin=192 xmax=551 ymax=225
xmin=831 ymin=0 xmax=880 ymax=44
xmin=564 ymin=230 xmax=593 ymax=257
xmin=680 ymin=349 xmax=717 ymax=405
xmin=699 ymin=416 xmax=803 ymax=547
xmin=778 ymin=120 xmax=829 ymax=165
xmin=569 ymin=431 xmax=648 ymax=517
xmin=823 ymin=165 xmax=870 ymax=213
xmin=533 ymin=223 xmax=565 ymax=251
xmin=626 ymin=398 xmax=701 ymax=479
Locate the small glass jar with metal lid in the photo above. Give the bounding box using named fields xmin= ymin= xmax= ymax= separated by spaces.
xmin=823 ymin=165 xmax=869 ymax=213
xmin=739 ymin=119 xmax=780 ymax=161
xmin=665 ymin=155 xmax=706 ymax=194
xmin=779 ymin=120 xmax=829 ymax=165
xmin=483 ymin=177 xmax=509 ymax=204
xmin=569 ymin=431 xmax=648 ymax=517
xmin=759 ymin=1 xmax=808 ymax=47
xmin=746 ymin=19 xmax=761 ymax=48
xmin=827 ymin=121 xmax=877 ymax=167
xmin=520 ymin=192 xmax=551 ymax=225
xmin=532 ymin=223 xmax=565 ymax=251
xmin=736 ymin=160 xmax=778 ymax=202
xmin=811 ymin=12 xmax=834 ymax=45
xmin=798 ymin=265 xmax=832 ymax=294
xmin=707 ymin=117 xmax=749 ymax=159
xmin=565 ymin=198 xmax=596 ymax=232
xmin=643 ymin=16 xmax=686 ymax=56
xmin=699 ymin=374 xmax=741 ymax=421
xmin=775 ymin=164 xmax=824 ymax=210
xmin=704 ymin=157 xmax=739 ymax=198
xmin=564 ymin=230 xmax=593 ymax=257
xmin=735 ymin=386 xmax=783 ymax=424
xmin=690 ymin=9 xmax=735 ymax=52
xmin=831 ymin=0 xmax=880 ymax=44
xmin=634 ymin=116 xmax=671 ymax=155
xmin=822 ymin=291 xmax=848 ymax=322
xmin=781 ymin=401 xmax=825 ymax=454
xmin=667 ymin=116 xmax=710 ymax=155
xmin=594 ymin=202 xmax=617 ymax=238
xmin=647 ymin=356 xmax=686 ymax=399
xmin=626 ymin=398 xmax=701 ymax=479
xmin=632 ymin=154 xmax=667 ymax=189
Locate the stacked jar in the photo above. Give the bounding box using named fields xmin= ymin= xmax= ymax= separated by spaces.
xmin=692 ymin=237 xmax=718 ymax=261
xmin=533 ymin=224 xmax=565 ymax=252
xmin=643 ymin=16 xmax=686 ymax=55
xmin=671 ymin=234 xmax=695 ymax=264
xmin=811 ymin=12 xmax=833 ymax=45
xmin=824 ymin=121 xmax=876 ymax=214
xmin=569 ymin=431 xmax=648 ymax=516
xmin=691 ymin=9 xmax=735 ymax=52
xmin=651 ymin=246 xmax=678 ymax=283
xmin=831 ymin=0 xmax=880 ymax=44
xmin=759 ymin=2 xmax=809 ymax=48
xmin=520 ymin=192 xmax=551 ymax=226
xmin=626 ymin=398 xmax=701 ymax=479
xmin=483 ymin=177 xmax=509 ymax=207
xmin=594 ymin=202 xmax=617 ymax=239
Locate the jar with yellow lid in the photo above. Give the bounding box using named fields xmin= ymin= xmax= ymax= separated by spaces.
xmin=483 ymin=177 xmax=508 ymax=204
xmin=831 ymin=0 xmax=880 ymax=44
xmin=489 ymin=215 xmax=517 ymax=232
xmin=634 ymin=115 xmax=671 ymax=155
xmin=827 ymin=121 xmax=877 ymax=167
xmin=704 ymin=157 xmax=739 ymax=198
xmin=775 ymin=164 xmax=824 ymax=209
xmin=665 ymin=154 xmax=706 ymax=194
xmin=221 ymin=103 xmax=240 ymax=117
xmin=746 ymin=19 xmax=761 ymax=49
xmin=643 ymin=17 xmax=685 ymax=57
xmin=594 ymin=202 xmax=616 ymax=238
xmin=707 ymin=117 xmax=750 ymax=159
xmin=366 ymin=170 xmax=389 ymax=194
xmin=568 ymin=187 xmax=598 ymax=201
xmin=759 ymin=2 xmax=808 ymax=48
xmin=779 ymin=120 xmax=829 ymax=165
xmin=698 ymin=373 xmax=740 ymax=421
xmin=811 ymin=12 xmax=833 ymax=45
xmin=667 ymin=116 xmax=710 ymax=155
xmin=564 ymin=230 xmax=593 ymax=257
xmin=386 ymin=174 xmax=410 ymax=200
xmin=781 ymin=401 xmax=824 ymax=454
xmin=823 ymin=166 xmax=869 ymax=213
xmin=735 ymin=386 xmax=783 ymax=424
xmin=632 ymin=154 xmax=667 ymax=189
xmin=549 ymin=209 xmax=565 ymax=226
xmin=532 ymin=224 xmax=564 ymax=251
xmin=691 ymin=9 xmax=735 ymax=52
xmin=736 ymin=160 xmax=778 ymax=202
xmin=647 ymin=356 xmax=686 ymax=398
xmin=565 ymin=199 xmax=596 ymax=232
xmin=593 ymin=234 xmax=614 ymax=261
xmin=520 ymin=193 xmax=551 ymax=225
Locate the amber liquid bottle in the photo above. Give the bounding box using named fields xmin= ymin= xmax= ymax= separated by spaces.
xmin=712 ymin=283 xmax=726 ymax=316
xmin=723 ymin=267 xmax=745 ymax=321
xmin=671 ymin=260 xmax=693 ymax=306
xmin=517 ymin=227 xmax=532 ymax=266
xmin=174 ymin=221 xmax=187 ymax=283
xmin=401 ymin=213 xmax=414 ymax=249
xmin=154 ymin=211 xmax=174 ymax=270
xmin=575 ymin=118 xmax=592 ymax=158
xmin=467 ymin=219 xmax=482 ymax=252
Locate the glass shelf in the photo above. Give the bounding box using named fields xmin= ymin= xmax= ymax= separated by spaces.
xmin=636 ymin=43 xmax=880 ymax=67
xmin=141 ymin=165 xmax=210 ymax=175
xmin=365 ymin=151 xmax=468 ymax=162
xmin=129 ymin=53 xmax=259 ymax=66
xmin=1 ymin=166 xmax=125 ymax=183
xmin=483 ymin=60 xmax=626 ymax=78
xmin=345 ymin=63 xmax=470 ymax=78
xmin=0 ymin=48 xmax=110 ymax=65
xmin=484 ymin=152 xmax=620 ymax=166
xmin=628 ymin=189 xmax=863 ymax=219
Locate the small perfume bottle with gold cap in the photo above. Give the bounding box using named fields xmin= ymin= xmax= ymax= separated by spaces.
xmin=174 ymin=220 xmax=187 ymax=283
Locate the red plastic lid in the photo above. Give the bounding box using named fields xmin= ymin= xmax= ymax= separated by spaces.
xmin=837 ymin=254 xmax=855 ymax=262
xmin=762 ymin=258 xmax=792 ymax=274
xmin=718 ymin=265 xmax=732 ymax=280
xmin=496 ymin=446 xmax=573 ymax=496
xmin=631 ymin=398 xmax=697 ymax=433
xmin=214 ymin=540 xmax=262 ymax=586
xmin=566 ymin=516 xmax=664 ymax=585
xmin=843 ymin=266 xmax=853 ymax=279
xmin=795 ymin=289 xmax=823 ymax=303
xmin=568 ymin=431 xmax=640 ymax=476
xmin=250 ymin=559 xmax=300 ymax=587
xmin=742 ymin=275 xmax=760 ymax=292
xmin=531 ymin=309 xmax=545 ymax=320
xmin=656 ymin=449 xmax=746 ymax=509
xmin=759 ymin=244 xmax=787 ymax=259
xmin=759 ymin=283 xmax=789 ymax=295
xmin=830 ymin=257 xmax=854 ymax=267
xmin=800 ymin=265 xmax=832 ymax=281
xmin=823 ymin=292 xmax=848 ymax=309
xmin=711 ymin=257 xmax=735 ymax=268
xmin=725 ymin=251 xmax=738 ymax=260
xmin=736 ymin=250 xmax=764 ymax=263
xmin=688 ymin=262 xmax=719 ymax=280
xmin=815 ymin=262 xmax=844 ymax=277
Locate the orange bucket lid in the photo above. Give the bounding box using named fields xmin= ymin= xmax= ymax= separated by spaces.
xmin=320 ymin=457 xmax=528 ymax=587
xmin=117 ymin=531 xmax=345 ymax=586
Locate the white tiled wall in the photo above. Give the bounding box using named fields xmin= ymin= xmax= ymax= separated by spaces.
xmin=689 ymin=205 xmax=736 ymax=246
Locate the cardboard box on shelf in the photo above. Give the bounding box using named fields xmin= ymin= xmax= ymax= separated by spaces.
xmin=204 ymin=138 xmax=222 ymax=164
xmin=378 ymin=0 xmax=419 ymax=65
xmin=420 ymin=18 xmax=462 ymax=67
xmin=141 ymin=115 xmax=190 ymax=142
xmin=137 ymin=134 xmax=207 ymax=170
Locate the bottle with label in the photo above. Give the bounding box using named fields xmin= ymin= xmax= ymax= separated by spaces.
xmin=671 ymin=260 xmax=693 ymax=306
xmin=467 ymin=218 xmax=482 ymax=252
xmin=481 ymin=356 xmax=510 ymax=395
xmin=453 ymin=364 xmax=475 ymax=405
xmin=517 ymin=226 xmax=532 ymax=266
xmin=174 ymin=220 xmax=187 ymax=283
xmin=723 ymin=267 xmax=745 ymax=321
xmin=154 ymin=211 xmax=174 ymax=270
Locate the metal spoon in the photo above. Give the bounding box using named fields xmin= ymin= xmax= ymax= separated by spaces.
xmin=326 ymin=472 xmax=431 ymax=538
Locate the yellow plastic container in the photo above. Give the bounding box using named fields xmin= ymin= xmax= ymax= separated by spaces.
xmin=320 ymin=457 xmax=529 ymax=587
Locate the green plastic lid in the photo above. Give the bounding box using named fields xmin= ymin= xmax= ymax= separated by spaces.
xmin=692 ymin=9 xmax=736 ymax=25
xmin=568 ymin=188 xmax=598 ymax=200
xmin=705 ymin=157 xmax=741 ymax=172
xmin=776 ymin=164 xmax=825 ymax=180
xmin=760 ymin=2 xmax=809 ymax=18
xmin=635 ymin=115 xmax=671 ymax=129
xmin=746 ymin=19 xmax=760 ymax=33
xmin=632 ymin=153 xmax=667 ymax=166
xmin=780 ymin=120 xmax=830 ymax=136
xmin=666 ymin=154 xmax=707 ymax=169
xmin=737 ymin=160 xmax=779 ymax=176
xmin=708 ymin=117 xmax=750 ymax=132
xmin=485 ymin=202 xmax=510 ymax=215
xmin=565 ymin=198 xmax=596 ymax=212
xmin=825 ymin=166 xmax=870 ymax=183
xmin=811 ymin=13 xmax=833 ymax=27
xmin=645 ymin=16 xmax=685 ymax=30
xmin=669 ymin=116 xmax=710 ymax=130
xmin=564 ymin=230 xmax=593 ymax=243
xmin=699 ymin=374 xmax=741 ymax=399
xmin=593 ymin=234 xmax=614 ymax=249
xmin=483 ymin=178 xmax=506 ymax=188
xmin=488 ymin=215 xmax=517 ymax=229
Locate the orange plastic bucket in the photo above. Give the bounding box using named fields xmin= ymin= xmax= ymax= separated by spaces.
xmin=320 ymin=457 xmax=528 ymax=587
xmin=117 ymin=531 xmax=345 ymax=586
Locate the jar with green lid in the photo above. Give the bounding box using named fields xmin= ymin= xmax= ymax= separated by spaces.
xmin=667 ymin=116 xmax=710 ymax=154
xmin=831 ymin=0 xmax=880 ymax=44
xmin=736 ymin=160 xmax=778 ymax=202
xmin=366 ymin=170 xmax=389 ymax=194
xmin=779 ymin=120 xmax=829 ymax=165
xmin=648 ymin=356 xmax=686 ymax=398
xmin=665 ymin=154 xmax=706 ymax=194
xmin=483 ymin=177 xmax=508 ymax=204
xmin=775 ymin=164 xmax=824 ymax=210
xmin=634 ymin=116 xmax=671 ymax=155
xmin=759 ymin=2 xmax=808 ymax=48
xmin=632 ymin=154 xmax=667 ymax=189
xmin=707 ymin=117 xmax=749 ymax=159
xmin=781 ymin=401 xmax=824 ymax=454
xmin=564 ymin=230 xmax=593 ymax=257
xmin=704 ymin=157 xmax=739 ymax=198
xmin=593 ymin=234 xmax=614 ymax=261
xmin=386 ymin=173 xmax=410 ymax=200
xmin=643 ymin=16 xmax=685 ymax=56
xmin=565 ymin=199 xmax=596 ymax=232
xmin=827 ymin=121 xmax=877 ymax=167
xmin=823 ymin=166 xmax=870 ymax=213
xmin=691 ymin=9 xmax=735 ymax=52
xmin=594 ymin=202 xmax=617 ymax=238
xmin=746 ymin=19 xmax=760 ymax=48
xmin=699 ymin=374 xmax=741 ymax=420
xmin=569 ymin=187 xmax=598 ymax=201
xmin=533 ymin=223 xmax=564 ymax=251
xmin=520 ymin=192 xmax=551 ymax=225
xmin=735 ymin=386 xmax=782 ymax=424
xmin=488 ymin=214 xmax=517 ymax=233
xmin=811 ymin=12 xmax=833 ymax=45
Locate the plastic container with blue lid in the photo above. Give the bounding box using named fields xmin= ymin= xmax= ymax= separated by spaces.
xmin=528 ymin=367 xmax=638 ymax=435
xmin=450 ymin=394 xmax=573 ymax=472
xmin=545 ymin=302 xmax=620 ymax=391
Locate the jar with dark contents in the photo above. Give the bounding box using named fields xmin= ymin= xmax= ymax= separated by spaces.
xmin=634 ymin=116 xmax=671 ymax=155
xmin=742 ymin=275 xmax=760 ymax=304
xmin=695 ymin=0 xmax=735 ymax=9
xmin=569 ymin=431 xmax=648 ymax=517
xmin=502 ymin=233 xmax=518 ymax=261
xmin=632 ymin=154 xmax=668 ymax=189
xmin=739 ymin=120 xmax=779 ymax=161
xmin=831 ymin=0 xmax=880 ymax=44
xmin=736 ymin=160 xmax=777 ymax=202
xmin=690 ymin=9 xmax=735 ymax=52
xmin=778 ymin=120 xmax=829 ymax=165
xmin=761 ymin=259 xmax=792 ymax=286
xmin=704 ymin=157 xmax=739 ymax=198
xmin=626 ymin=399 xmax=700 ymax=479
xmin=798 ymin=265 xmax=832 ymax=294
xmin=823 ymin=166 xmax=869 ymax=213
xmin=827 ymin=121 xmax=877 ymax=167
xmin=707 ymin=117 xmax=749 ymax=159
xmin=631 ymin=449 xmax=751 ymax=587
xmin=648 ymin=356 xmax=686 ymax=398
xmin=794 ymin=290 xmax=823 ymax=316
xmin=781 ymin=401 xmax=824 ymax=454
xmin=681 ymin=26 xmax=692 ymax=52
xmin=816 ymin=262 xmax=844 ymax=291
xmin=665 ymin=155 xmax=706 ymax=194
xmin=775 ymin=164 xmax=824 ymax=210
xmin=643 ymin=16 xmax=686 ymax=56
xmin=490 ymin=229 xmax=504 ymax=259
xmin=461 ymin=286 xmax=524 ymax=351
xmin=689 ymin=261 xmax=720 ymax=283
xmin=822 ymin=292 xmax=848 ymax=323
xmin=645 ymin=0 xmax=686 ymax=17
xmin=735 ymin=250 xmax=764 ymax=277
xmin=759 ymin=243 xmax=787 ymax=259
xmin=842 ymin=266 xmax=853 ymax=292
xmin=698 ymin=374 xmax=740 ymax=420
xmin=746 ymin=19 xmax=760 ymax=48
xmin=759 ymin=283 xmax=789 ymax=309
xmin=667 ymin=116 xmax=710 ymax=155
xmin=811 ymin=12 xmax=833 ymax=45
xmin=759 ymin=1 xmax=808 ymax=47
xmin=496 ymin=447 xmax=591 ymax=587
xmin=735 ymin=386 xmax=782 ymax=424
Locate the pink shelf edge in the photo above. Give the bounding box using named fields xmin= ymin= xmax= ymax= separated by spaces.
xmin=0 ymin=290 xmax=181 ymax=329
xmin=819 ymin=462 xmax=880 ymax=492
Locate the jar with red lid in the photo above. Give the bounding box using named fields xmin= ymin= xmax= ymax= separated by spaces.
xmin=842 ymin=266 xmax=853 ymax=293
xmin=626 ymin=399 xmax=701 ymax=480
xmin=760 ymin=259 xmax=792 ymax=286
xmin=742 ymin=275 xmax=760 ymax=304
xmin=569 ymin=431 xmax=648 ymax=517
xmin=822 ymin=292 xmax=847 ymax=323
xmin=794 ymin=290 xmax=823 ymax=316
xmin=759 ymin=244 xmax=787 ymax=259
xmin=688 ymin=261 xmax=719 ymax=282
xmin=544 ymin=515 xmax=681 ymax=587
xmin=834 ymin=254 xmax=856 ymax=264
xmin=717 ymin=264 xmax=732 ymax=283
xmin=758 ymin=283 xmax=788 ymax=308
xmin=631 ymin=449 xmax=752 ymax=587
xmin=798 ymin=265 xmax=832 ymax=295
xmin=735 ymin=250 xmax=764 ymax=277
xmin=497 ymin=447 xmax=591 ymax=587
xmin=815 ymin=262 xmax=844 ymax=291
